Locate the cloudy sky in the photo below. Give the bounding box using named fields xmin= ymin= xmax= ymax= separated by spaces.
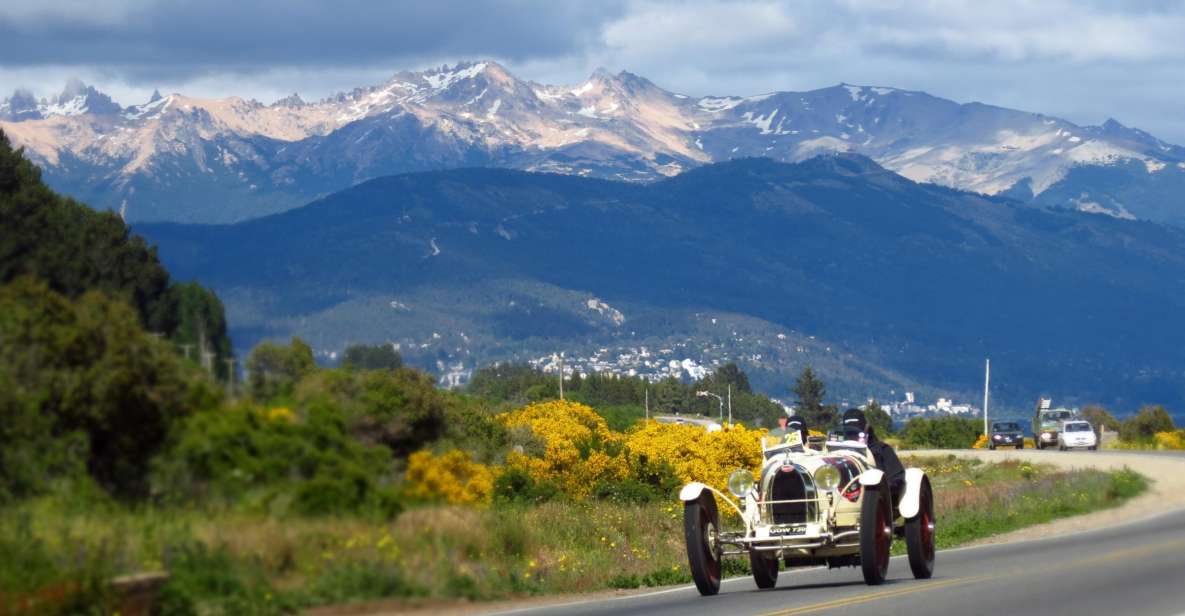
xmin=3 ymin=0 xmax=1184 ymax=142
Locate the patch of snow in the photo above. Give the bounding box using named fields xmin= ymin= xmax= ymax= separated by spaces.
xmin=871 ymin=87 xmax=895 ymax=95
xmin=843 ymin=85 xmax=862 ymax=101
xmin=570 ymin=82 xmax=594 ymax=97
xmin=743 ymin=109 xmax=778 ymax=134
xmin=1068 ymin=136 xmax=1081 ymax=143
xmin=123 ymin=95 xmax=172 ymax=120
xmin=835 ymin=113 xmax=847 ymax=124
xmin=429 ymin=238 xmax=441 ymax=256
xmin=1178 ymin=162 xmax=1185 ymax=169
xmin=695 ymin=138 xmax=703 ymax=150
xmin=423 ymin=62 xmax=487 ymax=90
xmin=673 ymin=94 xmax=688 ymax=99
xmin=577 ymin=105 xmax=598 ymax=118
xmin=697 ymin=96 xmax=743 ymax=112
xmin=486 ymin=99 xmax=502 ymax=120
xmin=494 ymin=224 xmax=513 ymax=240
xmin=389 ymin=300 xmax=410 ymax=311
xmin=1145 ymin=159 xmax=1166 ymax=173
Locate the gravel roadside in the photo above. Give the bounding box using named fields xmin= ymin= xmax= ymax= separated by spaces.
xmin=909 ymin=449 xmax=1185 ymax=547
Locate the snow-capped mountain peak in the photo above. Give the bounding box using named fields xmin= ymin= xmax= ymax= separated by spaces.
xmin=2 ymin=63 xmax=1183 ymax=227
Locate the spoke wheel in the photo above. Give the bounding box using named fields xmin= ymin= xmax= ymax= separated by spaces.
xmin=860 ymin=486 xmax=891 ymax=585
xmin=684 ymin=492 xmax=722 ymax=596
xmin=905 ymin=480 xmax=936 ymax=579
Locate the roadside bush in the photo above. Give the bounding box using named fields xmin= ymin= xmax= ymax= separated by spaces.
xmin=899 ymin=416 xmax=982 ymax=449
xmin=294 ymin=367 xmax=448 ymax=458
xmin=246 ymin=337 xmax=316 ymax=402
xmin=1153 ymin=430 xmax=1185 ymax=450
xmin=624 ymin=420 xmax=764 ymax=497
xmin=341 ymin=343 xmax=403 ymax=371
xmin=492 ymin=467 xmax=562 ymax=505
xmin=403 ymin=450 xmax=498 ymax=506
xmin=1120 ymin=406 xmax=1175 ymax=444
xmin=499 ymin=400 xmax=628 ymax=498
xmin=0 ymin=278 xmax=217 ymax=500
xmin=151 ymin=403 xmax=400 ymax=516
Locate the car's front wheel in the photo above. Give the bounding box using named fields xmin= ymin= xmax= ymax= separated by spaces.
xmin=684 ymin=492 xmax=722 ymax=596
xmin=860 ymin=485 xmax=892 ymax=585
xmin=749 ymin=550 xmax=778 ymax=589
xmin=905 ymin=480 xmax=935 ymax=579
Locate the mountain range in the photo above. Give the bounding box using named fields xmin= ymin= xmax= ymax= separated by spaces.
xmin=4 ymin=61 xmax=1184 ymax=225
xmin=136 ymin=155 xmax=1185 ymax=411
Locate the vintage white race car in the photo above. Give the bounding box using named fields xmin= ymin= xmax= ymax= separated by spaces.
xmin=679 ymin=431 xmax=935 ymax=595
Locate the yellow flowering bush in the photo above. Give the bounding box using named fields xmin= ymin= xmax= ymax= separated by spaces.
xmin=971 ymin=434 xmax=989 ymax=449
xmin=266 ymin=406 xmax=295 ymax=422
xmin=1154 ymin=430 xmax=1185 ymax=450
xmin=499 ymin=400 xmax=627 ymax=497
xmin=404 ymin=449 xmax=498 ymax=505
xmin=624 ymin=421 xmax=764 ymax=496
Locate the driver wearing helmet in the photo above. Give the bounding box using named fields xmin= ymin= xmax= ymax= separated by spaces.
xmin=841 ymin=408 xmax=905 ymax=500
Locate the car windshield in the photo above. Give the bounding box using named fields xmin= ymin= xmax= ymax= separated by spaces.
xmin=1064 ymin=422 xmax=1091 ymax=432
xmin=993 ymin=422 xmax=1020 ymax=431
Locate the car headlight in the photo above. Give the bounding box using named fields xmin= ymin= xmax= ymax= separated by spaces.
xmin=815 ymin=465 xmax=841 ymax=492
xmin=993 ymin=434 xmax=1002 ymax=440
xmin=728 ymin=469 xmax=755 ymax=497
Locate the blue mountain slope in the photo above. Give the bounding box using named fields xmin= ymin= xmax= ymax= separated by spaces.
xmin=137 ymin=155 xmax=1185 ymax=410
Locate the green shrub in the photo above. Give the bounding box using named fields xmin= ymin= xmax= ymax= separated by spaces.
xmin=0 ymin=512 xmax=117 ymax=613
xmin=156 ymin=542 xmax=291 ymax=616
xmin=493 ymin=468 xmax=562 ymax=505
xmin=900 ymin=416 xmax=983 ymax=449
xmin=0 ymin=278 xmax=218 ymax=499
xmin=341 ymin=343 xmax=403 ymax=371
xmin=1120 ymin=405 xmax=1175 ymax=443
xmin=247 ymin=337 xmax=316 ymax=402
xmin=294 ymin=367 xmax=448 ymax=458
xmin=151 ymin=403 xmax=400 ymax=517
xmin=591 ymin=479 xmax=662 ymax=504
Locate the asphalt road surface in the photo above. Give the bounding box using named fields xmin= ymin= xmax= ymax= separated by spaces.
xmin=492 ymin=450 xmax=1185 ymax=616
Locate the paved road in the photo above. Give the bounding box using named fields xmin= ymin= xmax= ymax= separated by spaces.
xmin=492 ymin=450 xmax=1185 ymax=616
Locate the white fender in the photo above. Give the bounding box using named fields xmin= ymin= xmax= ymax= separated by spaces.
xmin=679 ymin=482 xmax=707 ymax=502
xmin=899 ymin=468 xmax=927 ymax=518
xmin=858 ymin=468 xmax=885 ymax=486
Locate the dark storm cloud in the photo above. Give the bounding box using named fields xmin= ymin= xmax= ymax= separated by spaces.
xmin=2 ymin=0 xmax=1183 ymax=142
xmin=0 ymin=1 xmax=625 ymax=81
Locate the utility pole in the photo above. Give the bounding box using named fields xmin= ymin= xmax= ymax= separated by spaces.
xmin=983 ymin=358 xmax=991 ymax=437
xmin=727 ymin=384 xmax=732 ymax=426
xmin=224 ymin=358 xmax=237 ymax=397
xmin=558 ymin=353 xmax=564 ymax=400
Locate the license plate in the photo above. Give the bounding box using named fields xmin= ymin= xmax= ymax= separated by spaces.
xmin=769 ymin=526 xmax=806 ymax=537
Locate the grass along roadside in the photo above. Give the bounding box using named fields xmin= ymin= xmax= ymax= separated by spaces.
xmin=0 ymin=458 xmax=1147 ymax=614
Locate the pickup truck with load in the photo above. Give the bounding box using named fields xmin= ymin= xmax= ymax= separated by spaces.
xmin=1032 ymin=398 xmax=1077 ymax=450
